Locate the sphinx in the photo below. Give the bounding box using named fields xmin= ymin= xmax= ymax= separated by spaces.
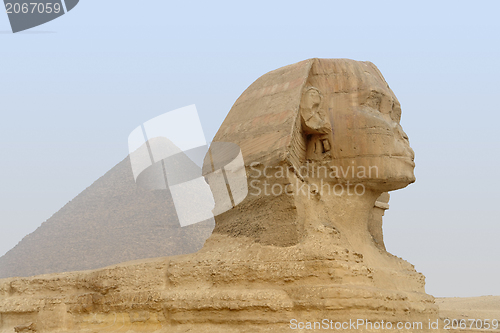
xmin=0 ymin=59 xmax=440 ymax=333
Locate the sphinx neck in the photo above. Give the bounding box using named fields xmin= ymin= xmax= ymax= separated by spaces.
xmin=332 ymin=189 xmax=379 ymax=230
xmin=300 ymin=185 xmax=382 ymax=249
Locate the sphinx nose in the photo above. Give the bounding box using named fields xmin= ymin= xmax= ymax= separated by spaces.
xmin=393 ymin=124 xmax=414 ymax=159
xmin=399 ymin=126 xmax=409 ymax=142
xmin=407 ymin=146 xmax=415 ymax=161
xmin=394 ymin=124 xmax=410 ymax=143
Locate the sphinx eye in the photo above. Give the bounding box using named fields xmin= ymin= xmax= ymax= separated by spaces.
xmin=391 ymin=102 xmax=402 ymax=123
xmin=364 ymin=90 xmax=382 ymax=111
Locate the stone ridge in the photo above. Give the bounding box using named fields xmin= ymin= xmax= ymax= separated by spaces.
xmin=0 ymin=236 xmax=439 ymax=333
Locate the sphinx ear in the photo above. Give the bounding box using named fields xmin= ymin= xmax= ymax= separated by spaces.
xmin=290 ymin=86 xmax=335 ymax=163
xmin=300 ymin=87 xmax=329 ymax=135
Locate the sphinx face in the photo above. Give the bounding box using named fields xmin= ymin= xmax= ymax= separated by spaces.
xmin=337 ymin=84 xmax=415 ymax=190
xmin=304 ymin=59 xmax=415 ymax=191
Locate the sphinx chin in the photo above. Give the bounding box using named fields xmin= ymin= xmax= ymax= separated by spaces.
xmin=360 ymin=157 xmax=416 ymax=191
xmin=366 ymin=178 xmax=416 ymax=192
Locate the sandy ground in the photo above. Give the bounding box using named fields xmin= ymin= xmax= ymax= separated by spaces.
xmin=437 ymin=296 xmax=500 ymax=332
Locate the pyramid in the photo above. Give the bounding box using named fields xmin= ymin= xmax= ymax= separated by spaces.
xmin=0 ymin=156 xmax=214 ymax=279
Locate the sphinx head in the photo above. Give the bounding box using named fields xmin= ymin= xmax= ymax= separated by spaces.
xmin=297 ymin=59 xmax=415 ymax=192
xmin=209 ymin=58 xmax=415 ymax=245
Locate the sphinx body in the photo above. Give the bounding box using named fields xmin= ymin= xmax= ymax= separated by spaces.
xmin=0 ymin=59 xmax=440 ymax=333
xmin=162 ymin=58 xmax=435 ymax=331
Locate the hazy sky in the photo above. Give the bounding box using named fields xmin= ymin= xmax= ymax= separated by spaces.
xmin=1 ymin=1 xmax=499 ymax=297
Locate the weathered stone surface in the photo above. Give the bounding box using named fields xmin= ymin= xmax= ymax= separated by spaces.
xmin=0 ymin=58 xmax=448 ymax=332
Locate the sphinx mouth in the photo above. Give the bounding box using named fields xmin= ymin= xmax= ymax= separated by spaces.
xmin=391 ymin=145 xmax=415 ymax=163
xmin=391 ymin=155 xmax=415 ymax=167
